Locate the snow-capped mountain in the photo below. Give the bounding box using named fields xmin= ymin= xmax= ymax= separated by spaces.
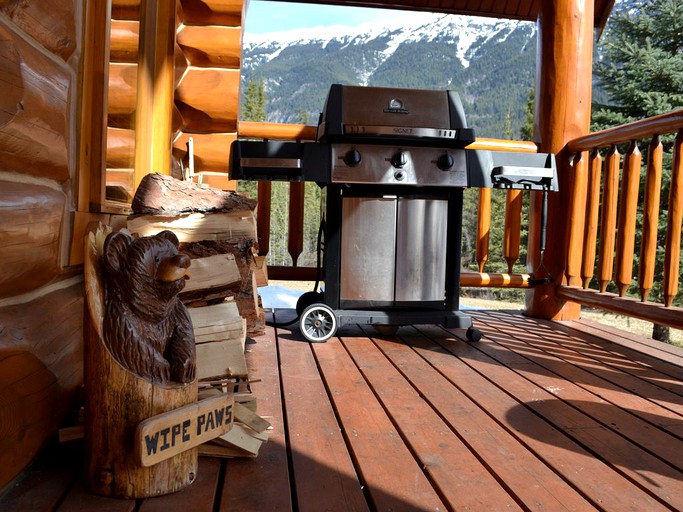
xmin=242 ymin=13 xmax=537 ymax=138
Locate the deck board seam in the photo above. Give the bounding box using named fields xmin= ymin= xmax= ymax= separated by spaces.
xmin=472 ymin=314 xmax=683 ymax=462
xmin=447 ymin=314 xmax=683 ymax=509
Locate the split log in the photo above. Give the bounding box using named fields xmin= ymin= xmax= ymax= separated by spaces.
xmin=181 ymin=253 xmax=242 ymax=298
xmin=181 ymin=241 xmax=265 ymax=337
xmin=0 ymin=20 xmax=70 ymax=181
xmin=0 ymin=181 xmax=65 ymax=299
xmin=190 ymin=300 xmax=247 ymax=380
xmin=84 ymin=227 xmax=198 ymax=498
xmin=201 ymin=423 xmax=267 ymax=458
xmin=127 ymin=174 xmax=264 ymax=336
xmin=130 ymin=172 xmax=255 ymax=214
xmin=189 ymin=300 xmax=245 ymax=346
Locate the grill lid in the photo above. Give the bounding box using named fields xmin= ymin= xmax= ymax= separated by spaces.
xmin=316 ymin=84 xmax=475 ymax=148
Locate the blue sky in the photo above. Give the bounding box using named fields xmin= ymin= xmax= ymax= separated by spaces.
xmin=244 ymin=0 xmax=417 ymax=34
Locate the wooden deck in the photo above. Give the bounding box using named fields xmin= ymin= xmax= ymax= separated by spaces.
xmin=2 ymin=310 xmax=682 ymax=511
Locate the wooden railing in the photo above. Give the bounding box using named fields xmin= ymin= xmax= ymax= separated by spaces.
xmin=237 ymin=121 xmax=540 ymax=289
xmin=239 ymin=115 xmax=683 ymax=331
xmin=559 ymin=110 xmax=683 ymax=330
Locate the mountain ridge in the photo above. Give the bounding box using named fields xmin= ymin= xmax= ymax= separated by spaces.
xmin=242 ymin=13 xmax=537 ymax=138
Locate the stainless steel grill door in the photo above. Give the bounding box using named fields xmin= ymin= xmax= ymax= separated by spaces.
xmin=340 ymin=196 xmax=397 ymax=305
xmin=395 ymin=198 xmax=448 ymax=303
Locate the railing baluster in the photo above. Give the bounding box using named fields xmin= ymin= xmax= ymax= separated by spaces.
xmin=503 ymin=189 xmax=522 ymax=273
xmin=256 ymin=181 xmax=271 ymax=258
xmin=288 ymin=181 xmax=305 ymax=266
xmin=638 ymin=135 xmax=663 ymax=302
xmin=476 ymin=188 xmax=491 ymax=272
xmin=663 ymin=129 xmax=683 ymax=306
xmin=581 ymin=149 xmax=602 ymax=288
xmin=615 ymin=141 xmax=642 ymax=297
xmin=566 ymin=151 xmax=588 ymax=287
xmin=598 ymin=145 xmax=620 ymax=292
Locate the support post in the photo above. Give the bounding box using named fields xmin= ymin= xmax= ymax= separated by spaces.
xmin=526 ymin=0 xmax=594 ymax=319
xmin=133 ymin=0 xmax=177 ymax=190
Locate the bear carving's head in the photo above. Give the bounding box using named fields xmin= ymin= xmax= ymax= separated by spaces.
xmin=102 ymin=230 xmax=191 ymax=318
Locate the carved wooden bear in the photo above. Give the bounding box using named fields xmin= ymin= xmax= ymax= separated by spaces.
xmin=102 ymin=230 xmax=196 ymax=384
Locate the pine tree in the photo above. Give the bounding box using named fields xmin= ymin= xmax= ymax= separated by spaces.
xmin=237 ymin=77 xmax=267 ymax=226
xmin=592 ymin=0 xmax=683 ymax=130
xmin=242 ymin=77 xmax=267 ymax=122
xmin=592 ymin=0 xmax=683 ymax=342
xmin=520 ymin=88 xmax=535 ymax=141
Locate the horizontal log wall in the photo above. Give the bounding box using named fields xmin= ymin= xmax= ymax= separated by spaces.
xmin=0 ymin=0 xmax=84 ymax=489
xmin=173 ymin=0 xmax=243 ymax=187
xmin=103 ymin=0 xmax=243 ymax=203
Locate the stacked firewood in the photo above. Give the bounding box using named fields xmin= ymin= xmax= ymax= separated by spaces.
xmin=127 ymin=173 xmax=270 ymax=457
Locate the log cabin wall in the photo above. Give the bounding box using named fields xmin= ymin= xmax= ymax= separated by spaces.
xmin=0 ymin=0 xmax=247 ymax=489
xmin=106 ymin=0 xmax=243 ymax=202
xmin=0 ymin=0 xmax=85 ymax=487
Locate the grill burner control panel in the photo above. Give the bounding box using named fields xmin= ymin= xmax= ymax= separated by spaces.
xmin=230 ymin=84 xmax=558 ymax=192
xmin=331 ymin=144 xmax=467 ymax=187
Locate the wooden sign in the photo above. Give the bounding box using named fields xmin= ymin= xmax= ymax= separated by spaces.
xmin=136 ymin=393 xmax=234 ymax=467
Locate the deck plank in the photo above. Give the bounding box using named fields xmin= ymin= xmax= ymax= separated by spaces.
xmin=138 ymin=457 xmax=222 ymax=512
xmin=411 ymin=324 xmax=673 ymax=511
xmin=312 ymin=334 xmax=448 ymax=511
xmin=570 ymin=318 xmax=683 ymax=363
xmin=475 ymin=312 xmax=683 ymax=443
xmin=2 ymin=310 xmax=683 ymax=512
xmin=342 ymin=327 xmax=523 ymax=511
xmin=549 ymin=317 xmax=683 ymax=381
xmin=56 ymin=482 xmax=136 ymax=512
xmin=370 ymin=329 xmax=597 ymax=512
xmin=495 ymin=314 xmax=683 ymax=413
xmin=219 ymin=327 xmax=293 ymax=512
xmin=277 ymin=333 xmax=369 ymax=512
xmin=0 ymin=441 xmax=79 ymax=512
xmin=437 ymin=319 xmax=683 ymax=510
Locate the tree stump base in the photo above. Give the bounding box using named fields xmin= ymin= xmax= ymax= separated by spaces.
xmin=83 ymin=227 xmax=198 ymax=498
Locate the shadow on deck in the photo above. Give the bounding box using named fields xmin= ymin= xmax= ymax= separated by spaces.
xmin=2 ymin=310 xmax=682 ymax=511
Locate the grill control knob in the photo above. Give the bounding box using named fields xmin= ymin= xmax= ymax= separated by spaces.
xmin=344 ymin=149 xmax=362 ymax=167
xmin=391 ymin=151 xmax=407 ymax=169
xmin=437 ymin=153 xmax=454 ymax=171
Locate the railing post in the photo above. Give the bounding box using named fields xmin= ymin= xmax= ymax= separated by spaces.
xmin=615 ymin=141 xmax=641 ymax=296
xmin=663 ymin=129 xmax=683 ymax=306
xmin=476 ymin=188 xmax=491 ymax=272
xmin=527 ymin=0 xmax=593 ymax=319
xmin=581 ymin=149 xmax=602 ymax=288
xmin=639 ymin=136 xmax=663 ymax=302
xmin=598 ymin=145 xmax=620 ymax=292
xmin=565 ymin=151 xmax=588 ymax=287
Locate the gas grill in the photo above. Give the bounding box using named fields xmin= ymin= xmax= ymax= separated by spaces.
xmin=231 ymin=84 xmax=557 ymax=342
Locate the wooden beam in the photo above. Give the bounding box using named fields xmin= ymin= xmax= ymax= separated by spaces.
xmin=133 ymin=0 xmax=177 ymax=189
xmin=557 ymin=286 xmax=683 ymax=331
xmin=526 ymin=0 xmax=594 ymax=320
